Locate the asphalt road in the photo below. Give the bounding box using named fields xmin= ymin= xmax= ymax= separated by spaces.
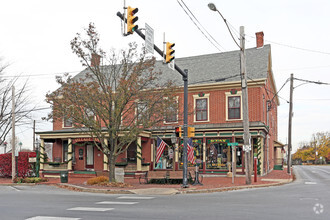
xmin=0 ymin=165 xmax=329 ymax=220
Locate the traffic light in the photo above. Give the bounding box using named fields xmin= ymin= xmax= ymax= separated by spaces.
xmin=188 ymin=127 xmax=195 ymax=137
xmin=175 ymin=127 xmax=182 ymax=137
xmin=127 ymin=6 xmax=138 ymax=34
xmin=165 ymin=42 xmax=175 ymax=63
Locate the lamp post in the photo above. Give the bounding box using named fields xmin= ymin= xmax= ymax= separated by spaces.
xmin=19 ymin=142 xmax=22 ymax=152
xmin=208 ymin=3 xmax=251 ymax=184
xmin=4 ymin=141 xmax=7 ymax=154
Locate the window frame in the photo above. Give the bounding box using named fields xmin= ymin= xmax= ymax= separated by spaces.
xmin=225 ymin=91 xmax=242 ymax=121
xmin=164 ymin=96 xmax=179 ymax=124
xmin=193 ymin=94 xmax=210 ymax=122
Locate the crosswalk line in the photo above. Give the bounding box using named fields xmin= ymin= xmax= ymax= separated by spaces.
xmin=305 ymin=182 xmax=317 ymax=185
xmin=117 ymin=196 xmax=155 ymax=200
xmin=96 ymin=201 xmax=138 ymax=205
xmin=67 ymin=207 xmax=114 ymax=212
xmin=26 ymin=217 xmax=80 ymax=220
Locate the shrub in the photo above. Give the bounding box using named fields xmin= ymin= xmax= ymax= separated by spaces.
xmin=13 ymin=177 xmax=48 ymax=183
xmin=87 ymin=176 xmax=109 ymax=185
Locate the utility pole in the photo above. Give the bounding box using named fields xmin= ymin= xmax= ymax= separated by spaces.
xmin=11 ymin=86 xmax=16 ymax=182
xmin=240 ymin=26 xmax=251 ymax=184
xmin=287 ymin=73 xmax=294 ymax=175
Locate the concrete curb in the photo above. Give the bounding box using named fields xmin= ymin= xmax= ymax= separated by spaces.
xmin=54 ymin=178 xmax=293 ymax=195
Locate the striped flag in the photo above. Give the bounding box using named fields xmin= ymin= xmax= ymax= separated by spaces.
xmin=187 ymin=138 xmax=195 ymax=164
xmin=156 ymin=136 xmax=167 ymax=164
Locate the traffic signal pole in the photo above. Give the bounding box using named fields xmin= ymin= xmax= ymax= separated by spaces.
xmin=116 ymin=11 xmax=189 ymax=187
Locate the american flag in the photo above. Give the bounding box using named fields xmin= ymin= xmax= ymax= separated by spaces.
xmin=156 ymin=136 xmax=167 ymax=163
xmin=187 ymin=138 xmax=195 ymax=164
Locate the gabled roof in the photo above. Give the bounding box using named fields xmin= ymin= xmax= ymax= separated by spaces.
xmin=154 ymin=44 xmax=271 ymax=86
xmin=74 ymin=44 xmax=274 ymax=90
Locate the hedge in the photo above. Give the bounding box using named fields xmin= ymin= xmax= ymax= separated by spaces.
xmin=0 ymin=152 xmax=36 ymax=177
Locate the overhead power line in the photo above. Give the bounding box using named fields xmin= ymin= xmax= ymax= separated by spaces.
xmin=246 ymin=34 xmax=330 ymax=56
xmin=176 ymin=0 xmax=224 ymax=52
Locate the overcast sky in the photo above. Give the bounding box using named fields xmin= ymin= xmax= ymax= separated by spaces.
xmin=1 ymin=0 xmax=330 ymax=152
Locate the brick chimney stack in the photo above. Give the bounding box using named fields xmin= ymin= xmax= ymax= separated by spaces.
xmin=91 ymin=53 xmax=101 ymax=67
xmin=256 ymin=31 xmax=264 ymax=48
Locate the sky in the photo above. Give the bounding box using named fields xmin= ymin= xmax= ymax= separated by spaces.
xmin=1 ymin=0 xmax=330 ymax=153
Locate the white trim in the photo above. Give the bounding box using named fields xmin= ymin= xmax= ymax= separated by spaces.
xmin=193 ymin=94 xmax=210 ymax=123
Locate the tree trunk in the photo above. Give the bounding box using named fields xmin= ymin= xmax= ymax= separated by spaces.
xmin=108 ymin=154 xmax=116 ymax=182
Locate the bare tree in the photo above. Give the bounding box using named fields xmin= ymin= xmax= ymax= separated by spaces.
xmin=46 ymin=23 xmax=177 ymax=182
xmin=0 ymin=58 xmax=35 ymax=149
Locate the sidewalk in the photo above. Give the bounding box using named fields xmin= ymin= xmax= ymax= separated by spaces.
xmin=0 ymin=168 xmax=293 ymax=195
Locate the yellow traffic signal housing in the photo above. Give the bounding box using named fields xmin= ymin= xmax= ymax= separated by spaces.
xmin=175 ymin=127 xmax=182 ymax=138
xmin=127 ymin=6 xmax=139 ymax=34
xmin=188 ymin=127 xmax=195 ymax=137
xmin=166 ymin=42 xmax=175 ymax=63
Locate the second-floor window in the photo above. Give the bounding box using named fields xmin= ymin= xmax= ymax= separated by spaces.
xmin=136 ymin=102 xmax=148 ymax=123
xmin=165 ymin=105 xmax=178 ymax=123
xmin=196 ymin=98 xmax=208 ymax=121
xmin=228 ymin=96 xmax=241 ymax=119
xmin=63 ymin=116 xmax=73 ymax=128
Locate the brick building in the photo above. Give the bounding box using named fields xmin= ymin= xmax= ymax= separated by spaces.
xmin=37 ymin=32 xmax=283 ymax=177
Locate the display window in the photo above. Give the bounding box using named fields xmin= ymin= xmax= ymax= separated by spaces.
xmin=206 ymin=139 xmax=230 ymax=170
xmin=178 ymin=139 xmax=203 ymax=169
xmin=155 ymin=139 xmax=174 ymax=169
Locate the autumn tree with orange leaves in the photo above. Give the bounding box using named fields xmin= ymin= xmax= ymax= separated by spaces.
xmin=46 ymin=23 xmax=177 ymax=182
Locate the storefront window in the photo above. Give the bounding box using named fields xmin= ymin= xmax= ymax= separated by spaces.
xmin=179 ymin=139 xmax=203 ymax=169
xmin=206 ymin=139 xmax=230 ymax=169
xmin=155 ymin=139 xmax=174 ymax=169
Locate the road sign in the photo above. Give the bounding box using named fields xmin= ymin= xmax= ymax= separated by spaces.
xmin=243 ymin=144 xmax=251 ymax=152
xmin=168 ymin=59 xmax=175 ymax=70
xmin=145 ymin=23 xmax=154 ymax=54
xmin=228 ymin=142 xmax=238 ymax=146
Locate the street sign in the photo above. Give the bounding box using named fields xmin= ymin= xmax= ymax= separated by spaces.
xmin=145 ymin=23 xmax=154 ymax=54
xmin=228 ymin=142 xmax=238 ymax=146
xmin=168 ymin=59 xmax=175 ymax=71
xmin=243 ymin=144 xmax=251 ymax=152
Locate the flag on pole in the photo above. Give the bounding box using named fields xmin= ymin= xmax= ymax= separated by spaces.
xmin=156 ymin=136 xmax=167 ymax=164
xmin=187 ymin=138 xmax=195 ymax=164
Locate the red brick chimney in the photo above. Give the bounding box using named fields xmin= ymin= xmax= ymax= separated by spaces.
xmin=91 ymin=53 xmax=101 ymax=67
xmin=256 ymin=31 xmax=264 ymax=48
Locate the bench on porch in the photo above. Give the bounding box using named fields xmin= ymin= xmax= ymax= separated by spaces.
xmin=139 ymin=170 xmax=168 ymax=184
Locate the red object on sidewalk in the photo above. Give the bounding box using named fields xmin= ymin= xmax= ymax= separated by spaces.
xmin=254 ymin=157 xmax=257 ymax=182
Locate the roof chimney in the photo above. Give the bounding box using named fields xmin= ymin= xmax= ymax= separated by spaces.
xmin=91 ymin=53 xmax=101 ymax=67
xmin=255 ymin=31 xmax=264 ymax=48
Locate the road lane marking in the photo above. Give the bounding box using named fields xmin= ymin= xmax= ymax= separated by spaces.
xmin=117 ymin=196 xmax=154 ymax=200
xmin=26 ymin=217 xmax=80 ymax=220
xmin=67 ymin=207 xmax=114 ymax=212
xmin=9 ymin=186 xmax=20 ymax=191
xmin=305 ymin=182 xmax=317 ymax=184
xmin=96 ymin=201 xmax=138 ymax=205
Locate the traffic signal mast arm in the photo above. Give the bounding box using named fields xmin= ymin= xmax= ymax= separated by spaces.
xmin=116 ymin=11 xmax=187 ymax=78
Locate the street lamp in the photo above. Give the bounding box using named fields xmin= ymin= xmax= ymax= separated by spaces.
xmin=4 ymin=141 xmax=7 ymax=153
xmin=207 ymin=3 xmax=217 ymax=11
xmin=19 ymin=142 xmax=22 ymax=152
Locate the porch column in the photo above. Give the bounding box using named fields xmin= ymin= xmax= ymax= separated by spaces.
xmin=175 ymin=143 xmax=179 ymax=170
xmin=67 ymin=138 xmax=72 ymax=170
xmin=137 ymin=137 xmax=142 ymax=172
xmin=103 ymin=139 xmax=109 ymax=171
xmin=150 ymin=141 xmax=154 ymax=171
xmin=260 ymin=137 xmax=264 ymax=176
xmin=202 ymin=139 xmax=206 ymax=173
xmin=40 ymin=139 xmax=44 ymax=170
